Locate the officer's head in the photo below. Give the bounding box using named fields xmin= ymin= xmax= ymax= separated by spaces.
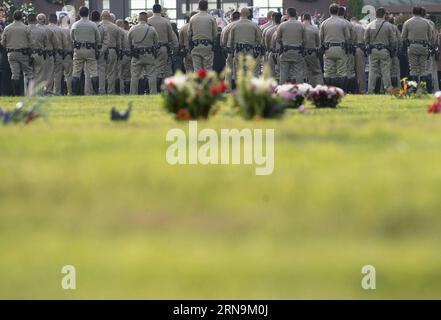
xmin=388 ymin=16 xmax=395 ymax=24
xmin=338 ymin=6 xmax=346 ymax=17
xmin=329 ymin=4 xmax=339 ymax=15
xmin=286 ymin=8 xmax=296 ymax=18
xmin=123 ymin=20 xmax=130 ymax=30
xmin=198 ymin=1 xmax=208 ymax=11
xmin=267 ymin=11 xmax=274 ymax=20
xmin=302 ymin=13 xmax=311 ymax=22
xmin=139 ymin=12 xmax=148 ymax=22
xmin=91 ymin=10 xmax=101 ymax=22
xmin=79 ymin=6 xmax=89 ymax=18
xmin=274 ymin=12 xmax=282 ymax=25
xmin=116 ymin=19 xmax=124 ymax=28
xmin=412 ymin=7 xmax=423 ymax=16
xmin=231 ymin=11 xmax=240 ymax=22
xmin=240 ymin=8 xmax=250 ymax=19
xmin=101 ymin=10 xmax=111 ymax=21
xmin=376 ymin=7 xmax=386 ymax=19
xmin=27 ymin=13 xmax=37 ymax=24
xmin=153 ymin=4 xmax=162 ymax=14
xmin=49 ymin=13 xmax=58 ymax=24
xmin=13 ymin=10 xmax=23 ymax=21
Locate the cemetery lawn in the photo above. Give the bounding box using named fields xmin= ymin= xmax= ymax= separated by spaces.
xmin=1 ymin=94 xmax=441 ymax=299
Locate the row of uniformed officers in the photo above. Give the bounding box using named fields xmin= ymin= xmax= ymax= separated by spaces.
xmin=0 ymin=2 xmax=439 ymax=96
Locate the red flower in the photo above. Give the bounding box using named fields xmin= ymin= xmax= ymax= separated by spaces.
xmin=219 ymin=81 xmax=228 ymax=92
xmin=166 ymin=81 xmax=176 ymax=89
xmin=428 ymin=101 xmax=441 ymax=113
xmin=210 ymin=85 xmax=221 ymax=95
xmin=196 ymin=69 xmax=208 ymax=79
xmin=176 ymin=108 xmax=191 ymax=120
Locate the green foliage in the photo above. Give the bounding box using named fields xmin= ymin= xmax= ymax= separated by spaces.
xmin=348 ymin=0 xmax=364 ymax=19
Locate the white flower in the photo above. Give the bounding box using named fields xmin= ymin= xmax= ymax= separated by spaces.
xmin=275 ymin=84 xmax=295 ymax=94
xmin=251 ymin=77 xmax=277 ymax=93
xmin=435 ymin=91 xmax=441 ymax=99
xmin=165 ymin=73 xmax=187 ymax=90
xmin=297 ymin=83 xmax=312 ymax=95
xmin=407 ymin=81 xmax=418 ymax=88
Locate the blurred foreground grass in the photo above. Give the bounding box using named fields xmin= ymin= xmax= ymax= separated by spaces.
xmin=1 ymin=94 xmax=441 ymax=299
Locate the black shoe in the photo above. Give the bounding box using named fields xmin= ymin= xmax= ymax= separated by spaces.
xmin=124 ymin=81 xmax=130 ymax=94
xmin=391 ymin=77 xmax=399 ymax=88
xmin=71 ymin=77 xmax=81 ymax=96
xmin=12 ymin=80 xmax=22 ymax=96
xmin=156 ymin=78 xmax=163 ymax=93
xmin=91 ymin=77 xmax=99 ymax=95
xmin=423 ymin=75 xmax=433 ymax=93
xmin=115 ymin=79 xmax=120 ymax=94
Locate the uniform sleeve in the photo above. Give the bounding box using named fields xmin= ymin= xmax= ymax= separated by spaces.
xmin=301 ymin=24 xmax=306 ymax=47
xmin=275 ymin=24 xmax=282 ymax=45
xmin=401 ymin=22 xmax=408 ymax=41
xmin=95 ymin=25 xmax=102 ymax=46
xmin=70 ymin=25 xmax=75 ymax=42
xmin=1 ymin=28 xmax=6 ymax=47
xmin=152 ymin=28 xmax=158 ymax=46
xmin=167 ymin=23 xmax=178 ymax=49
xmin=127 ymin=28 xmax=133 ymax=47
xmin=315 ymin=29 xmax=320 ymax=48
xmin=26 ymin=26 xmax=34 ymax=49
xmin=227 ymin=25 xmax=234 ymax=48
xmin=389 ymin=25 xmax=397 ymax=50
xmin=212 ymin=17 xmax=217 ymax=41
xmin=364 ymin=25 xmax=370 ymax=45
xmin=319 ymin=23 xmax=324 ymax=45
xmin=52 ymin=29 xmax=60 ymax=49
xmin=187 ymin=19 xmax=193 ymax=43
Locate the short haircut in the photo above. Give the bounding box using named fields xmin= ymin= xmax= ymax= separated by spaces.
xmin=13 ymin=10 xmax=22 ymax=21
xmin=153 ymin=4 xmax=162 ymax=13
xmin=274 ymin=12 xmax=282 ymax=24
xmin=376 ymin=7 xmax=386 ymax=18
xmin=79 ymin=6 xmax=89 ymax=18
xmin=199 ymin=0 xmax=208 ymax=11
xmin=413 ymin=7 xmax=422 ymax=15
xmin=91 ymin=10 xmax=100 ymax=22
xmin=139 ymin=12 xmax=148 ymax=21
xmin=232 ymin=11 xmax=240 ymax=21
xmin=303 ymin=13 xmax=311 ymax=21
xmin=27 ymin=13 xmax=36 ymax=23
xmin=286 ymin=7 xmax=296 ymax=18
xmin=329 ymin=4 xmax=339 ymax=15
xmin=338 ymin=6 xmax=346 ymax=17
xmin=49 ymin=13 xmax=58 ymax=23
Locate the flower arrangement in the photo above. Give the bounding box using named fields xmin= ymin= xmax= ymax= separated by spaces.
xmin=162 ymin=69 xmax=228 ymax=121
xmin=0 ymin=99 xmax=47 ymax=125
xmin=307 ymin=85 xmax=345 ymax=108
xmin=126 ymin=14 xmax=139 ymax=27
xmin=275 ymin=83 xmax=312 ymax=109
xmin=428 ymin=91 xmax=441 ymax=114
xmin=397 ymin=78 xmax=427 ymax=99
xmin=233 ymin=55 xmax=286 ymax=119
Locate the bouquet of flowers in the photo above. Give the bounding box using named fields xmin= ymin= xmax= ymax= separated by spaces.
xmin=233 ymin=55 xmax=286 ymax=119
xmin=428 ymin=91 xmax=441 ymax=114
xmin=275 ymin=83 xmax=312 ymax=109
xmin=162 ymin=69 xmax=228 ymax=121
xmin=397 ymin=78 xmax=427 ymax=99
xmin=307 ymin=85 xmax=345 ymax=108
xmin=0 ymin=99 xmax=47 ymax=125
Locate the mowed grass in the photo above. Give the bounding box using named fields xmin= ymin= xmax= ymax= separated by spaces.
xmin=1 ymin=94 xmax=441 ymax=299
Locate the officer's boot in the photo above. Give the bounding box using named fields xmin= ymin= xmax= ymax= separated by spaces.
xmin=138 ymin=78 xmax=145 ymax=95
xmin=124 ymin=81 xmax=130 ymax=95
xmin=115 ymin=79 xmax=120 ymax=94
xmin=374 ymin=77 xmax=382 ymax=94
xmin=156 ymin=78 xmax=163 ymax=93
xmin=91 ymin=77 xmax=99 ymax=95
xmin=391 ymin=77 xmax=398 ymax=88
xmin=424 ymin=75 xmax=434 ymax=93
xmin=324 ymin=77 xmax=331 ymax=86
xmin=11 ymin=80 xmax=21 ymax=96
xmin=71 ymin=77 xmax=80 ymax=96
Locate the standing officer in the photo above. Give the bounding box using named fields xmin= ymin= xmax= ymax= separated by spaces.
xmin=351 ymin=17 xmax=366 ymax=93
xmin=338 ymin=6 xmax=355 ymax=92
xmin=422 ymin=8 xmax=439 ymax=92
xmin=60 ymin=15 xmax=73 ymax=95
xmin=179 ymin=12 xmax=197 ymax=73
xmin=116 ymin=19 xmax=131 ymax=94
xmin=99 ymin=11 xmax=121 ymax=94
xmin=70 ymin=6 xmax=101 ymax=95
xmin=260 ymin=11 xmax=274 ymax=31
xmin=402 ymin=7 xmax=434 ymax=89
xmin=265 ymin=12 xmax=282 ymax=80
xmin=228 ymin=8 xmax=262 ymax=78
xmin=275 ymin=8 xmax=305 ymax=84
xmin=149 ymin=4 xmax=178 ymax=89
xmin=365 ymin=7 xmax=397 ymax=94
xmin=188 ymin=0 xmax=218 ymax=71
xmin=319 ymin=4 xmax=350 ymax=88
xmin=220 ymin=11 xmax=240 ymax=87
xmin=1 ymin=10 xmax=33 ymax=96
xmin=388 ymin=17 xmax=401 ymax=89
xmin=302 ymin=13 xmax=323 ymax=86
xmin=47 ymin=13 xmax=64 ymax=96
xmin=37 ymin=13 xmax=58 ymax=95
xmin=128 ymin=12 xmax=158 ymax=95
xmin=27 ymin=13 xmax=47 ymax=91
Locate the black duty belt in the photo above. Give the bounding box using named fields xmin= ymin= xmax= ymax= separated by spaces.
xmin=235 ymin=43 xmax=254 ymax=51
xmin=324 ymin=42 xmax=345 ymax=50
xmin=123 ymin=50 xmax=132 ymax=57
xmin=410 ymin=40 xmax=429 ymax=47
xmin=73 ymin=42 xmax=96 ymax=50
xmin=357 ymin=43 xmax=365 ymax=49
xmin=305 ymin=48 xmax=319 ymax=55
xmin=133 ymin=47 xmax=156 ymax=55
xmin=191 ymin=39 xmax=213 ymax=47
xmin=370 ymin=44 xmax=389 ymax=51
xmin=108 ymin=47 xmax=118 ymax=51
xmin=32 ymin=49 xmax=46 ymax=56
xmin=7 ymin=48 xmax=31 ymax=54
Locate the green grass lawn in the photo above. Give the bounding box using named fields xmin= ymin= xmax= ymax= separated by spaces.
xmin=1 ymin=94 xmax=441 ymax=299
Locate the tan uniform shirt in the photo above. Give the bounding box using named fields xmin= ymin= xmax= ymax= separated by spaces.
xmin=100 ymin=20 xmax=121 ymax=50
xmin=220 ymin=21 xmax=237 ymax=48
xmin=319 ymin=15 xmax=350 ymax=45
xmin=188 ymin=11 xmax=217 ymax=42
xmin=276 ymin=18 xmax=305 ymax=47
xmin=28 ymin=23 xmax=47 ymax=50
xmin=148 ymin=14 xmax=178 ymax=48
xmin=402 ymin=16 xmax=433 ymax=44
xmin=128 ymin=21 xmax=158 ymax=49
xmin=71 ymin=17 xmax=101 ymax=45
xmin=47 ymin=23 xmax=63 ymax=50
xmin=365 ymin=18 xmax=397 ymax=49
xmin=228 ymin=18 xmax=262 ymax=47
xmin=265 ymin=24 xmax=278 ymax=50
xmin=179 ymin=23 xmax=190 ymax=49
xmin=304 ymin=24 xmax=320 ymax=49
xmin=1 ymin=20 xmax=32 ymax=49
xmin=61 ymin=27 xmax=73 ymax=51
